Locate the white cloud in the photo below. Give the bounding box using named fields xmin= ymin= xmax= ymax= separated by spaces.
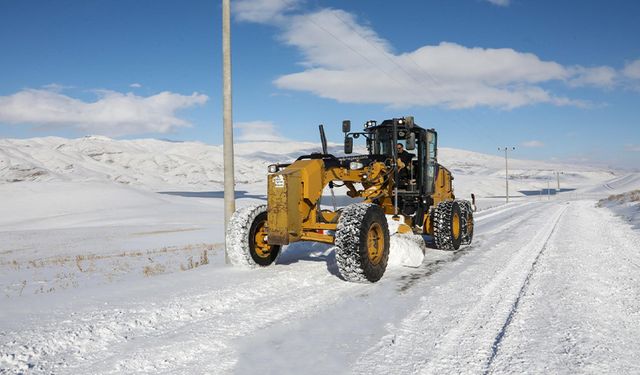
xmin=522 ymin=140 xmax=545 ymax=148
xmin=622 ymin=59 xmax=640 ymax=80
xmin=0 ymin=88 xmax=208 ymax=137
xmin=281 ymin=9 xmax=393 ymax=70
xmin=129 ymin=83 xmax=142 ymax=88
xmin=233 ymin=4 xmax=622 ymax=109
xmin=233 ymin=0 xmax=300 ymax=24
xmin=273 ymin=9 xmax=593 ymax=109
xmin=234 ymin=120 xmax=287 ymax=141
xmin=486 ymin=0 xmax=510 ymax=6
xmin=568 ymin=66 xmax=617 ymax=88
xmin=622 ymin=59 xmax=640 ymax=91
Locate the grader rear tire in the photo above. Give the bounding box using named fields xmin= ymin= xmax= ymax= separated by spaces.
xmin=433 ymin=201 xmax=463 ymax=251
xmin=459 ymin=200 xmax=474 ymax=246
xmin=335 ymin=203 xmax=390 ymax=283
xmin=226 ymin=204 xmax=281 ymax=267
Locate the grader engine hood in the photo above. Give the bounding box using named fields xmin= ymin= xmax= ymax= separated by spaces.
xmin=267 ymin=159 xmax=325 ymax=245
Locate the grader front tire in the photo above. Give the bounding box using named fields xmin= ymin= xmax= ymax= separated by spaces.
xmin=226 ymin=204 xmax=281 ymax=267
xmin=335 ymin=203 xmax=390 ymax=283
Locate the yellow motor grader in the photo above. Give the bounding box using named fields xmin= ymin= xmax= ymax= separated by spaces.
xmin=225 ymin=117 xmax=474 ymax=282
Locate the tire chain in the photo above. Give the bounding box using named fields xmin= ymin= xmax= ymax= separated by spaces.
xmin=334 ymin=203 xmax=374 ymax=283
xmin=225 ymin=204 xmax=266 ymax=267
xmin=433 ymin=201 xmax=457 ymax=250
xmin=458 ymin=200 xmax=474 ymax=246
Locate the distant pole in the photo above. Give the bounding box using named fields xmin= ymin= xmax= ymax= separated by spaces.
xmin=547 ymin=180 xmax=550 ymax=200
xmin=556 ymin=171 xmax=563 ymax=191
xmin=222 ymin=0 xmax=235 ymax=264
xmin=498 ymin=147 xmax=515 ymax=204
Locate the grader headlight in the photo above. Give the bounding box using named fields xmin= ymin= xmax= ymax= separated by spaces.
xmin=349 ymin=161 xmax=364 ymax=170
xmin=268 ymin=164 xmax=278 ymax=173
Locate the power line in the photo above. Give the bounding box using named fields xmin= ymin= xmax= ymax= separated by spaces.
xmin=299 ymin=14 xmax=432 ymax=102
xmin=329 ymin=11 xmax=438 ymax=95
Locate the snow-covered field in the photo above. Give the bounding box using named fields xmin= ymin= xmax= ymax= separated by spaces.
xmin=1 ymin=136 xmax=639 ymax=374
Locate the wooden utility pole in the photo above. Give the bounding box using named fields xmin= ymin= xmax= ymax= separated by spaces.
xmin=222 ymin=0 xmax=235 ymax=264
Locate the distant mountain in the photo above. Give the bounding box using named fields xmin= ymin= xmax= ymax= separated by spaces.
xmin=0 ymin=136 xmax=625 ymax=197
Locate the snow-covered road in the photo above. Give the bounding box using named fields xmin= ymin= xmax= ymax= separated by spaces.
xmin=354 ymin=200 xmax=640 ymax=374
xmin=2 ymin=198 xmax=640 ymax=374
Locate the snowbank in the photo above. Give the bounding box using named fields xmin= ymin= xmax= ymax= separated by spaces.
xmin=597 ymin=190 xmax=640 ymax=229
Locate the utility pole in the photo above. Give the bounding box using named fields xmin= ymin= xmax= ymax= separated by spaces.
xmin=555 ymin=171 xmax=563 ymax=191
xmin=498 ymin=147 xmax=515 ymax=204
xmin=222 ymin=0 xmax=235 ymax=264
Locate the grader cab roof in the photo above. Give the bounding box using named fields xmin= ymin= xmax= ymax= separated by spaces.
xmin=366 ymin=119 xmax=426 ymax=130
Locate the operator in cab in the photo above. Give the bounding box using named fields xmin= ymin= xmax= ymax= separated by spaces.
xmin=396 ymin=143 xmax=414 ymax=171
xmin=396 ymin=143 xmax=415 ymax=188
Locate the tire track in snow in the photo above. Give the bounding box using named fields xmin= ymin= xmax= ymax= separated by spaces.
xmin=0 ymin=263 xmax=362 ymax=374
xmin=483 ymin=204 xmax=567 ymax=374
xmin=488 ymin=200 xmax=640 ymax=374
xmin=98 ymin=268 xmax=361 ymax=374
xmin=351 ymin=202 xmax=568 ymax=375
xmin=421 ymin=204 xmax=568 ymax=374
xmin=474 ymin=201 xmax=536 ymax=223
xmin=396 ymin=202 xmax=553 ymax=294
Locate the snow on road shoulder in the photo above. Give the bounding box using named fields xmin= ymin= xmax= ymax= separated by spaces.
xmin=0 ymin=255 xmax=363 ymax=374
xmin=0 ymin=181 xmax=228 ymax=297
xmin=597 ymin=189 xmax=640 ymax=230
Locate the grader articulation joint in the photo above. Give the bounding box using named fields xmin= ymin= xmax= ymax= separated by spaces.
xmin=225 ymin=117 xmax=474 ymax=283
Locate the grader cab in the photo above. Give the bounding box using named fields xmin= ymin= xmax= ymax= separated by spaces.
xmin=225 ymin=117 xmax=474 ymax=282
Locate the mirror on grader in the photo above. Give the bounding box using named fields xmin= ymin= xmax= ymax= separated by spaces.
xmin=342 ymin=120 xmax=351 ymax=133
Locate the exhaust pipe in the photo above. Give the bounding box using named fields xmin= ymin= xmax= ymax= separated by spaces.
xmin=319 ymin=124 xmax=328 ymax=155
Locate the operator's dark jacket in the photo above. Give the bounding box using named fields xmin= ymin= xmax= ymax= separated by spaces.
xmin=398 ymin=150 xmax=414 ymax=167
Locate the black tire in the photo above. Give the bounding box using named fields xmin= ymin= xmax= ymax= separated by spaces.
xmin=433 ymin=201 xmax=463 ymax=251
xmin=335 ymin=203 xmax=390 ymax=283
xmin=458 ymin=200 xmax=474 ymax=246
xmin=226 ymin=204 xmax=281 ymax=267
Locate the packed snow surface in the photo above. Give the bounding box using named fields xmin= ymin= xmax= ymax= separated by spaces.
xmin=1 ymin=136 xmax=640 ymax=374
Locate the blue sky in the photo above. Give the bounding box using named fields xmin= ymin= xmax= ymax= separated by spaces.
xmin=0 ymin=0 xmax=639 ymax=168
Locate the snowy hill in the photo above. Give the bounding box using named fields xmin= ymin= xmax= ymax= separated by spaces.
xmin=0 ymin=136 xmax=346 ymax=190
xmin=0 ymin=136 xmax=620 ymax=198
